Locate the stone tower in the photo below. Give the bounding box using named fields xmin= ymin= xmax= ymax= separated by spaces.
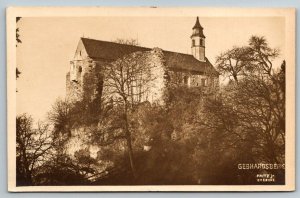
xmin=191 ymin=17 xmax=206 ymax=62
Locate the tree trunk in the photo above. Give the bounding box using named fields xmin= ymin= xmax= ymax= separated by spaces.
xmin=123 ymin=102 xmax=136 ymax=179
xmin=233 ymin=74 xmax=238 ymax=83
xmin=126 ymin=129 xmax=136 ymax=179
xmin=22 ymin=147 xmax=33 ymax=185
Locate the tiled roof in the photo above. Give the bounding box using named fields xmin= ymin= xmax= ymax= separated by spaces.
xmin=163 ymin=51 xmax=217 ymax=75
xmin=81 ymin=38 xmax=218 ymax=75
xmin=81 ymin=38 xmax=149 ymax=61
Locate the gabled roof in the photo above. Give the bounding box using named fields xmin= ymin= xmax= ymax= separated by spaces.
xmin=80 ymin=38 xmax=218 ymax=75
xmin=163 ymin=51 xmax=217 ymax=75
xmin=81 ymin=38 xmax=149 ymax=61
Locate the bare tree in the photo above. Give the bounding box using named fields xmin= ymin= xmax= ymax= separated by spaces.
xmin=16 ymin=114 xmax=53 ymax=185
xmin=216 ymin=46 xmax=254 ymax=83
xmin=102 ymin=51 xmax=157 ymax=178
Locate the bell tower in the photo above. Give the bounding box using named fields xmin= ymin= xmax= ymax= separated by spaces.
xmin=191 ymin=17 xmax=206 ymax=62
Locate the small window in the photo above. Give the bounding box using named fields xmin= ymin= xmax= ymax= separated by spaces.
xmin=184 ymin=76 xmax=189 ymax=85
xmin=163 ymin=72 xmax=170 ymax=81
xmin=192 ymin=39 xmax=195 ymax=46
xmin=201 ymin=79 xmax=206 ymax=86
xmin=78 ymin=66 xmax=82 ymax=73
xmin=200 ymin=39 xmax=203 ymax=46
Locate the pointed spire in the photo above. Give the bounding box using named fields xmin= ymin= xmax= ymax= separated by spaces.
xmin=191 ymin=16 xmax=205 ymax=38
xmin=193 ymin=16 xmax=203 ymax=29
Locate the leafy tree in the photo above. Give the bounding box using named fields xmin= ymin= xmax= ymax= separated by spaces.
xmin=16 ymin=68 xmax=21 ymax=79
xmin=48 ymin=98 xmax=73 ymax=137
xmin=16 ymin=17 xmax=22 ymax=44
xmin=16 ymin=17 xmax=22 ymax=80
xmin=201 ymin=35 xmax=285 ymax=184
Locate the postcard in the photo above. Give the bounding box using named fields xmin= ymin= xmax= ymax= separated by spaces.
xmin=7 ymin=7 xmax=295 ymax=191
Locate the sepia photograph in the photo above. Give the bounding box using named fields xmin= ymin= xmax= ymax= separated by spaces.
xmin=7 ymin=7 xmax=295 ymax=191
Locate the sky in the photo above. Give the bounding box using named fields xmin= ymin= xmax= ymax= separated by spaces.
xmin=16 ymin=16 xmax=285 ymax=121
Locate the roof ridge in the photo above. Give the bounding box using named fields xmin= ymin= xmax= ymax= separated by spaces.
xmin=80 ymin=37 xmax=197 ymax=57
xmin=80 ymin=37 xmax=150 ymax=50
xmin=162 ymin=50 xmax=194 ymax=57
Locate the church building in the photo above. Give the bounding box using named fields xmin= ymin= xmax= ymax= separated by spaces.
xmin=66 ymin=17 xmax=219 ymax=104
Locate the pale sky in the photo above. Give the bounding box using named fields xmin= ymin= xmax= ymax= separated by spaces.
xmin=16 ymin=17 xmax=285 ymax=121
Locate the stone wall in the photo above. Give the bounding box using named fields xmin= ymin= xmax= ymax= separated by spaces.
xmin=66 ymin=72 xmax=83 ymax=101
xmin=66 ymin=57 xmax=106 ymax=103
xmin=101 ymin=48 xmax=168 ymax=106
xmin=141 ymin=48 xmax=167 ymax=105
xmin=167 ymin=70 xmax=218 ymax=88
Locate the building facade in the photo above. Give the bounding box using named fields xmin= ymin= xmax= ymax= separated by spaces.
xmin=66 ymin=17 xmax=219 ymax=104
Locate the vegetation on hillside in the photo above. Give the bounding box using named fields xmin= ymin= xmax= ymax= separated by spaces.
xmin=16 ymin=36 xmax=285 ymax=185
